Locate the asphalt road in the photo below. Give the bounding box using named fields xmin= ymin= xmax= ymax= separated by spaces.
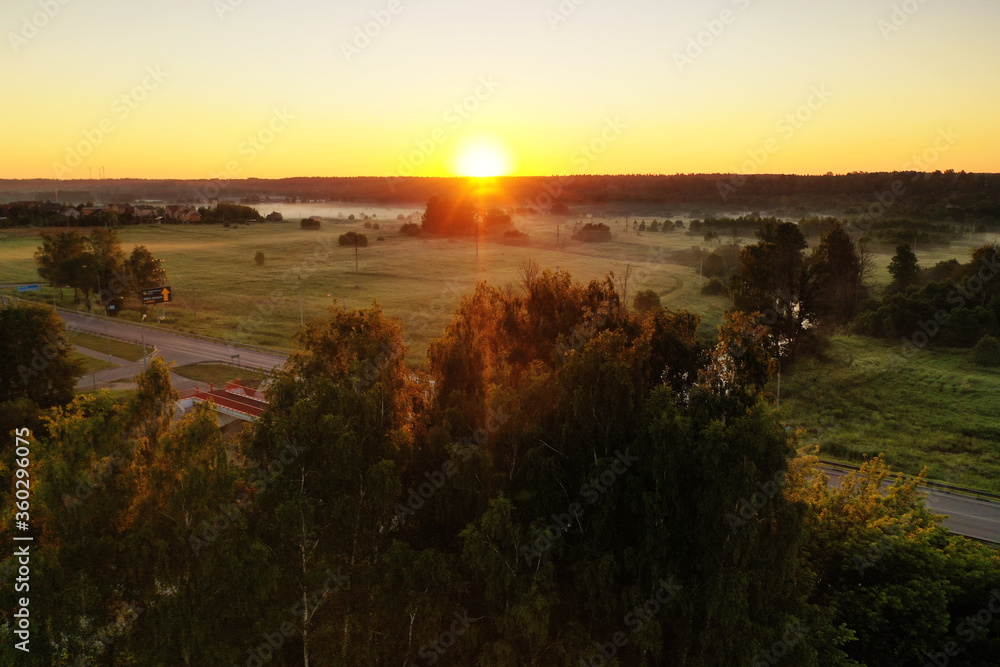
xmin=58 ymin=309 xmax=288 ymax=390
xmin=54 ymin=308 xmax=1000 ymax=544
xmin=823 ymin=467 xmax=1000 ymax=544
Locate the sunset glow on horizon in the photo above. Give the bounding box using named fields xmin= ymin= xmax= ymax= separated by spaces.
xmin=2 ymin=0 xmax=999 ymax=181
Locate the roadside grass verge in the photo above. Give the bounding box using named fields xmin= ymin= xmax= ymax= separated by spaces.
xmin=174 ymin=363 xmax=267 ymax=388
xmin=67 ymin=330 xmax=149 ymax=362
xmin=778 ymin=335 xmax=1000 ymax=493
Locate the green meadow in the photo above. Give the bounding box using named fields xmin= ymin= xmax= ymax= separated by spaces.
xmin=0 ymin=219 xmax=729 ymax=365
xmin=778 ymin=335 xmax=1000 ymax=492
xmin=3 ymin=219 xmax=999 ymax=490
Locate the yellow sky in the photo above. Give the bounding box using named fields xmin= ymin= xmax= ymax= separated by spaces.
xmin=1 ymin=0 xmax=998 ymax=180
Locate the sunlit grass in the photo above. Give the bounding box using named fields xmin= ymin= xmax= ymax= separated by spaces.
xmin=778 ymin=335 xmax=1000 ymax=492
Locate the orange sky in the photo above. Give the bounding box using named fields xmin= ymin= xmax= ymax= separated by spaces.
xmin=2 ymin=0 xmax=998 ymax=180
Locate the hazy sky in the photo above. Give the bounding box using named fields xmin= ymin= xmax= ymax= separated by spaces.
xmin=2 ymin=0 xmax=998 ymax=179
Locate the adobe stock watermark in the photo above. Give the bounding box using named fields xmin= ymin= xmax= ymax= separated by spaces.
xmin=52 ymin=66 xmax=169 ymax=178
xmin=673 ymin=0 xmax=752 ymax=73
xmin=751 ymin=620 xmax=807 ymax=667
xmin=340 ymin=0 xmax=416 ymax=62
xmin=8 ymin=0 xmax=73 ymax=53
xmin=899 ymin=249 xmax=998 ymax=357
xmin=213 ymin=0 xmax=247 ymax=21
xmin=877 ymin=0 xmax=932 ymax=40
xmin=240 ymin=568 xmax=349 ymax=667
xmin=385 ymin=76 xmax=501 ymax=190
xmin=192 ymin=108 xmax=295 ymax=204
xmin=188 ymin=439 xmax=306 ymax=555
xmin=724 ymin=469 xmax=788 ymax=533
xmin=522 ymin=117 xmax=627 ymax=213
xmin=521 ymin=449 xmax=639 ymax=565
xmin=16 ymin=332 xmax=72 ymax=386
xmin=412 ymin=609 xmax=477 ymax=665
xmin=847 ymin=127 xmax=959 ymax=241
xmin=717 ymin=85 xmax=833 ymax=201
xmin=545 ymin=0 xmax=589 ymax=30
xmin=921 ymin=589 xmax=1000 ymax=667
xmin=393 ymin=407 xmax=511 ymax=525
xmin=580 ymin=578 xmax=682 ymax=667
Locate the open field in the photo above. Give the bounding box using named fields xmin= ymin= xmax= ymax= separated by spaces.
xmin=66 ymin=330 xmax=149 ymax=362
xmin=778 ymin=335 xmax=1000 ymax=492
xmin=174 ymin=363 xmax=267 ymax=387
xmin=1 ymin=217 xmax=734 ymax=365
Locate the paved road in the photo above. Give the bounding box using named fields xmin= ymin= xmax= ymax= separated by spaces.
xmin=823 ymin=467 xmax=1000 ymax=544
xmin=59 ymin=310 xmax=288 ymax=390
xmin=53 ymin=307 xmax=1000 ymax=544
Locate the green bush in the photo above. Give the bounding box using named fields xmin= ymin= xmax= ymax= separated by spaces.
xmin=972 ymin=335 xmax=1000 ymax=367
xmin=701 ymin=277 xmax=727 ymax=296
xmin=338 ymin=231 xmax=368 ymax=247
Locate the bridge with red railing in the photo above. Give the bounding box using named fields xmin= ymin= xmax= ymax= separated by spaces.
xmin=177 ymin=380 xmax=268 ymax=420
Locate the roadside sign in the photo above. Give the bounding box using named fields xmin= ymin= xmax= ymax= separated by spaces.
xmin=141 ymin=286 xmax=173 ymax=304
xmin=16 ymin=284 xmax=40 ymax=292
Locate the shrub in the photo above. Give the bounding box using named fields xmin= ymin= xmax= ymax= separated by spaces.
xmin=399 ymin=222 xmax=421 ymax=237
xmin=223 ymin=221 xmax=231 ymax=228
xmin=701 ymin=277 xmax=728 ymax=296
xmin=377 ymin=236 xmax=385 ymax=241
xmin=572 ymin=223 xmax=611 ymax=242
xmin=972 ymin=335 xmax=1000 ymax=367
xmin=632 ymin=289 xmax=661 ymax=314
xmin=300 ymin=218 xmax=321 ymax=230
xmin=339 ymin=231 xmax=368 ymax=247
xmin=364 ymin=221 xmax=372 ymax=229
xmin=265 ymin=211 xmax=283 ymax=222
xmin=372 ymin=222 xmax=380 ymax=230
xmin=254 ymin=251 xmax=265 ymax=266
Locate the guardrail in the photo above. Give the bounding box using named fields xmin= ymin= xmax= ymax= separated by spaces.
xmin=819 ymin=458 xmax=1000 ymax=502
xmin=177 ymin=359 xmax=277 ymax=376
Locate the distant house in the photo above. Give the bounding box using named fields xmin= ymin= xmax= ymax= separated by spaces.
xmin=134 ymin=205 xmax=157 ymax=218
xmin=165 ymin=205 xmax=201 ymax=223
xmin=62 ymin=208 xmax=81 ymax=219
xmin=81 ymin=207 xmax=103 ymax=217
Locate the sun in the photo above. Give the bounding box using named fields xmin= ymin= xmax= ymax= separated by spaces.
xmin=453 ymin=138 xmax=512 ymax=178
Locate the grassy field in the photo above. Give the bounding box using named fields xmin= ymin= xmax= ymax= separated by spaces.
xmin=3 ymin=216 xmax=998 ymax=488
xmin=778 ymin=335 xmax=1000 ymax=492
xmin=66 ymin=330 xmax=149 ymax=362
xmin=174 ymin=363 xmax=267 ymax=387
xmin=0 ymin=219 xmax=732 ymax=365
xmin=71 ymin=351 xmax=118 ymax=375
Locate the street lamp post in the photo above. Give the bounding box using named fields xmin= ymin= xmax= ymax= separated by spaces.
xmin=140 ymin=313 xmax=147 ymax=371
xmin=96 ymin=271 xmax=113 ymax=361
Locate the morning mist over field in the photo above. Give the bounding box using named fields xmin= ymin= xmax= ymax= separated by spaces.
xmin=2 ymin=1 xmax=1000 ymax=665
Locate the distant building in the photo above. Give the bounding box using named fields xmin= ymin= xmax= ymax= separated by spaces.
xmin=62 ymin=208 xmax=81 ymax=219
xmin=165 ymin=205 xmax=201 ymax=222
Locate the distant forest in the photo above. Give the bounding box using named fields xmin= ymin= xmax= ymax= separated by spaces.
xmin=2 ymin=172 xmax=1000 ymax=222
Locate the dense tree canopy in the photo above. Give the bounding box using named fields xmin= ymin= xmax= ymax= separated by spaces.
xmin=2 ymin=269 xmax=998 ymax=665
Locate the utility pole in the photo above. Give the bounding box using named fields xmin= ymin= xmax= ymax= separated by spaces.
xmin=140 ymin=313 xmax=147 ymax=371
xmin=298 ymin=274 xmax=304 ymax=326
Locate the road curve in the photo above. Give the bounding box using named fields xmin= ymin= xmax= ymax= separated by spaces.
xmin=54 ymin=308 xmax=1000 ymax=544
xmin=58 ymin=309 xmax=288 ymax=389
xmin=822 ymin=467 xmax=1000 ymax=544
